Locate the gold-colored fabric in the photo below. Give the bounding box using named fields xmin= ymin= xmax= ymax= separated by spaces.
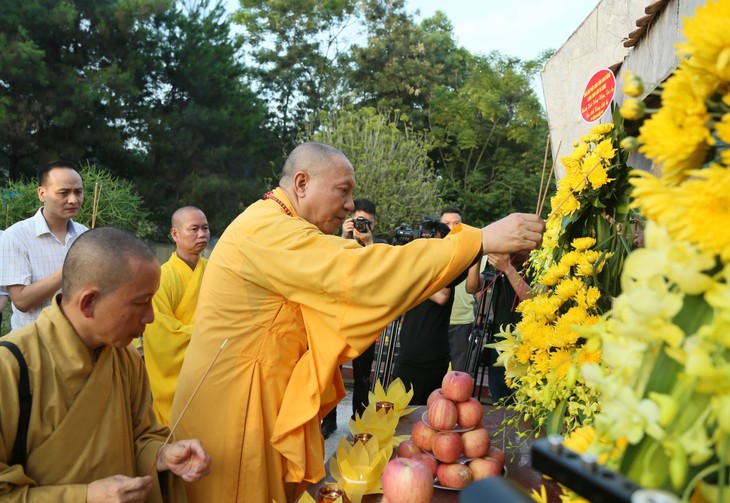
xmin=0 ymin=298 xmax=187 ymax=502
xmin=144 ymin=252 xmax=207 ymax=425
xmin=171 ymin=188 xmax=482 ymax=503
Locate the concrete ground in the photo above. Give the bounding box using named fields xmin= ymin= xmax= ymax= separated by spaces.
xmin=324 ymin=380 xmax=355 ymax=460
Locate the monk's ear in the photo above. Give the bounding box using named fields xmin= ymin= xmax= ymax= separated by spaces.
xmin=293 ymin=171 xmax=309 ymax=197
xmin=77 ymin=289 xmax=100 ymax=319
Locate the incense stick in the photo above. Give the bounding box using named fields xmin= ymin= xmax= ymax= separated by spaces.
xmin=536 ymin=135 xmax=551 ymax=214
xmin=537 ymin=140 xmax=562 ymax=216
xmin=91 ymin=183 xmax=101 ymax=229
xmin=546 ymin=158 xmax=600 ymax=218
xmin=147 ymin=338 xmax=229 ymax=476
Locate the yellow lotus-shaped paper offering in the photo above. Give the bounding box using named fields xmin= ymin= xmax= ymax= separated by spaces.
xmin=367 ymin=378 xmax=416 ymax=418
xmin=329 ymin=437 xmax=388 ymax=503
xmin=349 ymin=406 xmax=406 ymax=456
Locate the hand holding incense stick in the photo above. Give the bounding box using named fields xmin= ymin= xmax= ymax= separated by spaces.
xmin=147 ymin=338 xmax=228 ymax=477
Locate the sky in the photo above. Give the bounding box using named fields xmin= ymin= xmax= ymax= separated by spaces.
xmin=408 ymin=0 xmax=602 ymax=62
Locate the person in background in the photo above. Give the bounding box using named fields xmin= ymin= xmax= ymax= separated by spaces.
xmin=0 ymin=227 xmax=211 ymax=502
xmin=440 ymin=207 xmax=485 ymax=372
xmin=483 ymin=252 xmax=533 ymax=403
xmin=143 ymin=206 xmax=210 ymax=425
xmin=391 ymin=221 xmax=465 ymax=404
xmin=0 ymin=161 xmax=87 ymax=330
xmin=170 ymin=142 xmax=544 ymax=503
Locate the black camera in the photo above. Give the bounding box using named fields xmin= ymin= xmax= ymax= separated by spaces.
xmin=353 ymin=216 xmax=372 ymax=233
xmin=391 ymin=217 xmax=450 ymax=245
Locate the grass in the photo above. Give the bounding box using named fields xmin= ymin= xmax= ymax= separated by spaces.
xmin=1 ymin=302 xmax=11 ymax=337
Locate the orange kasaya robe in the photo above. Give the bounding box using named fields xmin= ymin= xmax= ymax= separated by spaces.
xmin=144 ymin=251 xmax=207 ymax=425
xmin=170 ymin=187 xmax=482 ymax=503
xmin=0 ymin=297 xmax=186 ymax=502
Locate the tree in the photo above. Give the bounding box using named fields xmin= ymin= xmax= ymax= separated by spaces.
xmin=135 ymin=0 xmax=271 ymax=237
xmin=305 ymin=107 xmax=442 ymax=235
xmin=428 ymin=52 xmax=549 ymax=226
xmin=348 ymin=3 xmax=470 ymax=130
xmin=233 ymin=0 xmax=359 ymax=144
xmin=0 ymin=0 xmax=172 ymax=179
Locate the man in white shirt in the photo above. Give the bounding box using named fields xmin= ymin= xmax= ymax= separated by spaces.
xmin=0 ymin=161 xmax=87 ymax=329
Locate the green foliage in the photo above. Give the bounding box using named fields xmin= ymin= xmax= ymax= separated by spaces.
xmin=0 ymin=0 xmax=174 ymax=179
xmin=1 ymin=163 xmax=153 ymax=238
xmin=234 ymin=0 xmax=358 ymax=142
xmin=429 ymin=52 xmax=549 ymax=226
xmin=349 ymin=3 xmax=470 ymax=131
xmin=305 ymin=107 xmax=442 ymax=235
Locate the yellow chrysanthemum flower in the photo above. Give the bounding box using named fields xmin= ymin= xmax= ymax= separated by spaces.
xmin=555 ymin=277 xmax=585 ymax=302
xmin=669 ymin=165 xmax=730 ymax=261
xmin=569 ymin=142 xmax=590 ymax=160
xmin=630 ymin=170 xmax=675 ymax=221
xmin=587 ymin=164 xmax=612 ymax=190
xmin=580 ymin=133 xmax=601 ymax=144
xmin=590 ymin=123 xmax=614 ymax=135
xmin=678 ymin=0 xmax=730 ymax=81
xmin=619 ymin=98 xmax=645 ymax=120
xmin=572 ymin=237 xmax=596 ymax=251
xmin=638 ymin=66 xmax=714 ymax=185
xmin=623 ymin=71 xmax=644 ymax=97
xmin=594 ymin=139 xmax=617 ymax=161
xmin=561 ymin=155 xmax=581 ymax=173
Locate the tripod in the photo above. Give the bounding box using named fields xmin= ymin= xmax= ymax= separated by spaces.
xmin=465 ymin=268 xmax=497 ymax=399
xmin=370 ymin=315 xmax=404 ymax=391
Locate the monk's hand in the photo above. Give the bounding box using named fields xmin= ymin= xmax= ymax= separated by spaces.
xmin=87 ymin=474 xmax=152 ymax=503
xmin=157 ymin=439 xmax=211 ymax=482
xmin=482 ymin=213 xmax=545 ymax=255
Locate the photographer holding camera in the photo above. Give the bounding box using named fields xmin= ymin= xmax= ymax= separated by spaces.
xmin=482 ymin=251 xmax=533 ymax=403
xmin=341 ymin=199 xmax=388 ymax=247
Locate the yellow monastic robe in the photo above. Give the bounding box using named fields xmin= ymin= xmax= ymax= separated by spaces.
xmin=144 ymin=252 xmax=207 ymax=425
xmin=0 ymin=297 xmax=187 ymax=502
xmin=170 ymin=188 xmax=482 ymax=503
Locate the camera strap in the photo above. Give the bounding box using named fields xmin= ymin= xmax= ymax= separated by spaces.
xmin=0 ymin=341 xmax=32 ymax=468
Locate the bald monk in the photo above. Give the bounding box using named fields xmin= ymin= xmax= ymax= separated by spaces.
xmin=170 ymin=142 xmax=544 ymax=502
xmin=0 ymin=227 xmax=211 ymax=502
xmin=144 ymin=206 xmax=210 ymax=425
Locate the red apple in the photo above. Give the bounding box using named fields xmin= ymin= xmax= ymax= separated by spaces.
xmin=456 ymin=397 xmax=483 ymax=428
xmin=411 ymin=452 xmax=439 ymax=478
xmin=441 ymin=371 xmax=474 ymax=402
xmin=397 ymin=439 xmax=422 ymax=459
xmin=461 ymin=426 xmax=491 ymax=458
xmin=381 ymin=457 xmax=434 ymax=503
xmin=432 ymin=431 xmax=462 ymax=463
xmin=488 ymin=445 xmax=506 ymax=466
xmin=426 ymin=388 xmax=444 ymax=409
xmin=427 ymin=396 xmax=458 ymax=430
xmin=411 ymin=421 xmax=437 ymax=452
xmin=436 ymin=462 xmax=473 ymax=489
xmin=468 ymin=457 xmax=503 ymax=480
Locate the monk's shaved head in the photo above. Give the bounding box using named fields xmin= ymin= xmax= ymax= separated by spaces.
xmin=62 ymin=227 xmax=158 ymax=299
xmin=280 ymin=142 xmax=348 ymax=187
xmin=172 ymin=206 xmax=204 ymax=229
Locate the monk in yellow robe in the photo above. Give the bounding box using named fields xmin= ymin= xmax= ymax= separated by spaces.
xmin=144 ymin=206 xmax=210 ymax=425
xmin=0 ymin=227 xmax=211 ymax=502
xmin=170 ymin=142 xmax=544 ymax=503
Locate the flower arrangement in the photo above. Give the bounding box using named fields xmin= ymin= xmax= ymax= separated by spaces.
xmin=496 ymin=112 xmax=636 ymax=437
xmin=568 ymin=0 xmax=730 ymax=500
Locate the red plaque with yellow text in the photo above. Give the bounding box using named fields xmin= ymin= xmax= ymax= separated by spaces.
xmin=580 ymin=69 xmax=616 ymax=122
